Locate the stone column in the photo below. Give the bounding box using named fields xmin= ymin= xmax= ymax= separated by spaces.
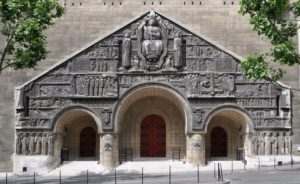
xmin=186 ymin=133 xmax=205 ymax=166
xmin=100 ymin=133 xmax=118 ymax=169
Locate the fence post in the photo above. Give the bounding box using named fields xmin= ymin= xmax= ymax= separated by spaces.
xmin=217 ymin=163 xmax=220 ymax=181
xmin=59 ymin=171 xmax=61 ymax=184
xmin=197 ymin=164 xmax=199 ymax=183
xmin=142 ymin=167 xmax=143 ymax=184
xmin=258 ymin=157 xmax=260 ymax=171
xmin=86 ymin=170 xmax=88 ymax=184
xmin=6 ymin=173 xmax=7 ymax=184
xmin=169 ymin=166 xmax=171 ymax=184
xmin=274 ymin=157 xmax=276 ymax=168
xmin=220 ymin=163 xmax=223 ymax=182
xmin=231 ymin=159 xmax=233 ymax=173
xmin=115 ymin=169 xmax=117 ymax=184
xmin=33 ymin=172 xmax=36 ymax=184
xmin=244 ymin=161 xmax=246 ymax=171
xmin=214 ymin=163 xmax=216 ymax=178
xmin=125 ymin=148 xmax=127 ymax=162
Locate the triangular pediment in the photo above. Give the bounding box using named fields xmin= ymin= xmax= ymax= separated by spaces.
xmin=19 ymin=10 xmax=246 ymax=89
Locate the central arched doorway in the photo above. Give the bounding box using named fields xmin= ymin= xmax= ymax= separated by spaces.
xmin=211 ymin=127 xmax=227 ymax=157
xmin=116 ymin=84 xmax=190 ymax=160
xmin=140 ymin=114 xmax=166 ymax=157
xmin=80 ymin=127 xmax=96 ymax=157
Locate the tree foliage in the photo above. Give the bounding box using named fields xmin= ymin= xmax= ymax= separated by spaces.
xmin=0 ymin=0 xmax=65 ymax=73
xmin=239 ymin=0 xmax=300 ymax=82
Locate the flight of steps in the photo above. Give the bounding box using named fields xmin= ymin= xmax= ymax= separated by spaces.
xmin=44 ymin=161 xmax=106 ymax=176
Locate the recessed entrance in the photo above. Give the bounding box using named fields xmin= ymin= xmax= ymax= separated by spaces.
xmin=140 ymin=114 xmax=166 ymax=157
xmin=80 ymin=127 xmax=96 ymax=157
xmin=211 ymin=127 xmax=227 ymax=157
xmin=54 ymin=109 xmax=101 ymax=161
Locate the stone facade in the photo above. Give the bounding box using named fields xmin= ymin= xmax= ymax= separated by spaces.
xmin=12 ymin=11 xmax=292 ymax=174
xmin=1 ymin=0 xmax=300 ymax=173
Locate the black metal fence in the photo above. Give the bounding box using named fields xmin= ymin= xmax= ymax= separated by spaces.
xmin=2 ymin=157 xmax=298 ymax=184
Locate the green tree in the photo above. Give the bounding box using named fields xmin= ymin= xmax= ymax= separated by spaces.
xmin=239 ymin=0 xmax=300 ymax=83
xmin=0 ymin=0 xmax=65 ymax=73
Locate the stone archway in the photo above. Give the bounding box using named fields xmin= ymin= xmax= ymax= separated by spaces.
xmin=114 ymin=83 xmax=192 ymax=161
xmin=204 ymin=106 xmax=254 ymax=160
xmin=53 ymin=107 xmax=102 ymax=163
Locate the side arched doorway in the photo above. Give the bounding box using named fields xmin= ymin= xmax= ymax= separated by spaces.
xmin=211 ymin=127 xmax=227 ymax=157
xmin=140 ymin=114 xmax=166 ymax=157
xmin=205 ymin=107 xmax=254 ymax=160
xmin=54 ymin=108 xmax=102 ymax=161
xmin=80 ymin=127 xmax=96 ymax=157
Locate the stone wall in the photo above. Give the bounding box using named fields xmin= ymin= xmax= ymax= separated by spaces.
xmin=1 ymin=0 xmax=300 ymax=171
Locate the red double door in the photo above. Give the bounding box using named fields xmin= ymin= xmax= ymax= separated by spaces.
xmin=211 ymin=127 xmax=227 ymax=157
xmin=140 ymin=114 xmax=166 ymax=157
xmin=80 ymin=127 xmax=96 ymax=157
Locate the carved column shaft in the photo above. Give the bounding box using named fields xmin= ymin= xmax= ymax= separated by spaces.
xmin=100 ymin=133 xmax=119 ymax=169
xmin=186 ymin=133 xmax=205 ymax=166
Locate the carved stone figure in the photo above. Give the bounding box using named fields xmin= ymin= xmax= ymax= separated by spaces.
xmin=278 ymin=132 xmax=285 ymax=155
xmin=29 ymin=133 xmax=36 ymax=155
xmin=130 ymin=55 xmax=141 ymax=71
xmin=190 ymin=75 xmax=199 ymax=94
xmin=193 ymin=109 xmax=203 ymax=125
xmin=89 ymin=77 xmax=95 ymax=96
xmin=102 ymin=109 xmax=112 ymax=125
xmin=250 ymin=133 xmax=258 ymax=155
xmin=271 ymin=133 xmax=279 ymax=155
xmin=41 ymin=133 xmax=48 ymax=155
xmin=141 ymin=12 xmax=163 ymax=62
xmin=223 ymin=74 xmax=235 ymax=95
xmin=122 ymin=32 xmax=131 ymax=69
xmin=48 ymin=133 xmax=55 ymax=156
xmin=103 ymin=77 xmax=117 ymax=96
xmin=265 ymin=133 xmax=272 ymax=155
xmin=35 ymin=133 xmax=42 ymax=154
xmin=21 ymin=133 xmax=30 ymax=155
xmin=75 ymin=75 xmax=85 ymax=95
xmin=164 ymin=55 xmax=175 ymax=71
xmin=174 ymin=31 xmax=182 ymax=68
xmin=99 ymin=78 xmax=105 ymax=96
xmin=90 ymin=59 xmax=96 ymax=71
xmin=16 ymin=133 xmax=23 ymax=155
xmin=285 ymin=133 xmax=290 ymax=154
xmin=94 ymin=78 xmax=99 ymax=96
xmin=258 ymin=133 xmax=265 ymax=155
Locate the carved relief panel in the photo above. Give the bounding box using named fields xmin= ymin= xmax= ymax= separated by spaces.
xmin=74 ymin=74 xmax=118 ymax=97
xmin=16 ymin=10 xmax=292 ymax=135
xmin=186 ymin=73 xmax=234 ymax=97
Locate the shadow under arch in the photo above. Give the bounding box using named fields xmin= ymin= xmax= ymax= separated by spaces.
xmin=204 ymin=104 xmax=255 ymax=158
xmin=52 ymin=105 xmax=103 ymax=134
xmin=112 ymin=82 xmax=193 ymax=134
xmin=203 ymin=104 xmax=255 ymax=134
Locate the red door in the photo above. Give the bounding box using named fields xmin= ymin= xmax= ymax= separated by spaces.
xmin=211 ymin=127 xmax=227 ymax=157
xmin=80 ymin=127 xmax=96 ymax=157
xmin=140 ymin=114 xmax=166 ymax=157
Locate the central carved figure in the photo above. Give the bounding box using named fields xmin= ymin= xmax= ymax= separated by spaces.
xmin=141 ymin=12 xmax=163 ymax=62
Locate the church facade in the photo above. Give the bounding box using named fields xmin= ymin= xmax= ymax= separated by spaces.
xmin=13 ymin=10 xmax=292 ymax=174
